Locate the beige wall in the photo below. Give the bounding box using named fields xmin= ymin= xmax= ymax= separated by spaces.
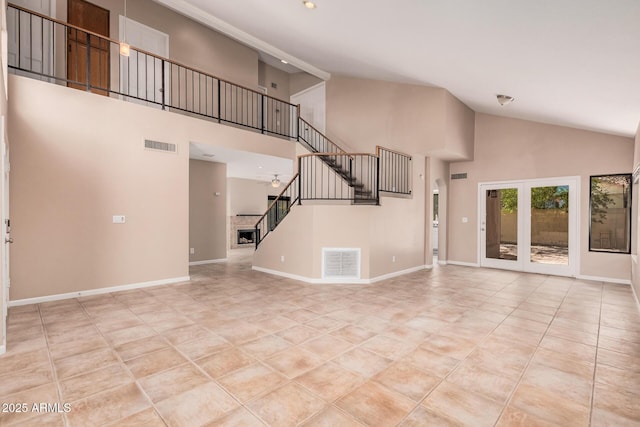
xmin=326 ymin=75 xmax=446 ymax=155
xmin=442 ymin=92 xmax=475 ymax=160
xmin=254 ymin=157 xmax=426 ymax=281
xmin=9 ymin=75 xmax=295 ymax=300
xmin=289 ymin=72 xmax=323 ymax=97
xmin=56 ymin=0 xmax=259 ymax=88
xmin=449 ymin=113 xmax=634 ymax=281
xmin=189 ymin=160 xmax=227 ymax=263
xmin=325 ymin=75 xmax=474 ymax=162
xmin=0 ymin=36 xmax=7 ymax=350
xmin=227 ymin=178 xmax=277 ymax=216
xmin=258 ymin=62 xmax=290 ymax=102
xmin=632 ymin=122 xmax=640 ymax=301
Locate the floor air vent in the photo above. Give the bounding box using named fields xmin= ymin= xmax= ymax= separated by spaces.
xmin=322 ymin=248 xmax=361 ymax=279
xmin=144 ymin=139 xmax=177 ymax=153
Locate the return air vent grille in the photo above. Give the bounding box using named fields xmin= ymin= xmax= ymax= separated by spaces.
xmin=451 ymin=173 xmax=467 ymax=180
xmin=322 ymin=248 xmax=360 ymax=279
xmin=144 ymin=139 xmax=177 ymax=153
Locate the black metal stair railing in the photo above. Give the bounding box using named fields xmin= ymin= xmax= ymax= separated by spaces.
xmin=7 ymin=4 xmax=414 ymax=249
xmin=298 ymin=153 xmax=379 ymax=204
xmin=254 ymin=173 xmax=300 ymax=247
xmin=376 ymin=146 xmax=412 ymax=195
xmin=7 ymin=3 xmax=298 ymax=139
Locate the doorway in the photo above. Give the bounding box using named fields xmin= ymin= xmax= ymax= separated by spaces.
xmin=67 ymin=0 xmax=109 ymax=95
xmin=479 ymin=177 xmax=579 ymax=276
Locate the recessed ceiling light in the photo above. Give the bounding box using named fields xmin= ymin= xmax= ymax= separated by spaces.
xmin=303 ymin=1 xmax=317 ymax=9
xmin=496 ymin=94 xmax=515 ymax=106
xmin=280 ymin=59 xmax=289 ymax=64
xmin=258 ymin=166 xmax=263 ymax=169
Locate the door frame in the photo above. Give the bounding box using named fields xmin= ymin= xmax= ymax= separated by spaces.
xmin=478 ymin=176 xmax=580 ymax=277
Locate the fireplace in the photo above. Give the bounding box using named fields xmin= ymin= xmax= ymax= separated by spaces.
xmin=237 ymin=229 xmax=256 ymax=245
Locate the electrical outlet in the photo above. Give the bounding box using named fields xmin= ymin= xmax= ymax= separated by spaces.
xmin=280 ymin=255 xmax=285 ymax=263
xmin=189 ymin=248 xmax=195 ymax=255
xmin=112 ymin=215 xmax=125 ymax=224
xmin=392 ymin=256 xmax=396 ymax=263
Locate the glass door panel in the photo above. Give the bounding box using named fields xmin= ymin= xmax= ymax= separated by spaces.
xmin=486 ymin=188 xmax=518 ymax=261
xmin=530 ymin=186 xmax=569 ymax=265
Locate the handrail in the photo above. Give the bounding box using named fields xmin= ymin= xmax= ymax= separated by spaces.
xmin=254 ymin=173 xmax=300 ymax=248
xmin=298 ymin=117 xmax=348 ymax=154
xmin=7 ymin=3 xmax=297 ymax=107
xmin=255 ymin=172 xmax=300 ymax=225
xmin=376 ymin=145 xmax=412 ymax=159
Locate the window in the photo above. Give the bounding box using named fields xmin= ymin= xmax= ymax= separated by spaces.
xmin=589 ymin=174 xmax=632 ymax=253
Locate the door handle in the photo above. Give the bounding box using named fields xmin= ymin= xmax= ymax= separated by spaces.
xmin=5 ymin=237 xmax=13 ymax=244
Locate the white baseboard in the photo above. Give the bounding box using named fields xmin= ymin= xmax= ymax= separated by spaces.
xmin=0 ymin=344 xmax=5 ymax=355
xmin=576 ymin=274 xmax=631 ymax=285
xmin=369 ymin=265 xmax=428 ymax=283
xmin=447 ymin=260 xmax=480 ymax=267
xmin=189 ymin=258 xmax=227 ymax=266
xmin=437 ymin=260 xmax=448 ymax=266
xmin=631 ymin=281 xmax=640 ymax=315
xmin=8 ymin=276 xmax=191 ymax=307
xmin=252 ymin=266 xmax=368 ymax=284
xmin=252 ymin=265 xmax=428 ymax=285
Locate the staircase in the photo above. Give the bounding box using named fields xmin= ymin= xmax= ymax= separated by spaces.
xmin=6 ymin=3 xmax=411 ymax=249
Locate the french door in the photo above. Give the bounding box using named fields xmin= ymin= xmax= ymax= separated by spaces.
xmin=479 ymin=177 xmax=579 ymax=276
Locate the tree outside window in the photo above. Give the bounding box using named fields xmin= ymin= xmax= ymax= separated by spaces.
xmin=589 ymin=174 xmax=632 ymax=253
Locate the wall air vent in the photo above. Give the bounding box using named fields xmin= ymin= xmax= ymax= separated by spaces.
xmin=451 ymin=173 xmax=467 ymax=180
xmin=144 ymin=139 xmax=177 ymax=153
xmin=322 ymin=248 xmax=361 ymax=279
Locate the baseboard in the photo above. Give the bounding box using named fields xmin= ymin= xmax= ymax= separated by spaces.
xmin=252 ymin=266 xmax=368 ymax=284
xmin=8 ymin=276 xmax=191 ymax=307
xmin=189 ymin=258 xmax=227 ymax=266
xmin=576 ymin=274 xmax=631 ymax=285
xmin=253 ymin=265 xmax=428 ymax=285
xmin=0 ymin=344 xmax=5 ymax=355
xmin=438 ymin=260 xmax=448 ymax=266
xmin=446 ymin=260 xmax=480 ymax=267
xmin=631 ymin=281 xmax=640 ymax=316
xmin=369 ymin=265 xmax=428 ymax=283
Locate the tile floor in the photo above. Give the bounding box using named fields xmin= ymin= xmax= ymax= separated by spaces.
xmin=1 ymin=249 xmax=640 ymax=426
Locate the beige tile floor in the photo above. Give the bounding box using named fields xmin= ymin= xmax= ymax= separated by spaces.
xmin=1 ymin=249 xmax=640 ymax=426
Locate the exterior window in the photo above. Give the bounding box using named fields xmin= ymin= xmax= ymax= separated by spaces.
xmin=589 ymin=174 xmax=632 ymax=253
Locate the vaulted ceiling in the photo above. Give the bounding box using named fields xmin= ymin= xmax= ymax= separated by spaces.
xmin=157 ymin=0 xmax=640 ymax=138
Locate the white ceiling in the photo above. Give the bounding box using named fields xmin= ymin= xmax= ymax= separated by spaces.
xmin=157 ymin=0 xmax=640 ymax=138
xmin=190 ymin=143 xmax=293 ymax=183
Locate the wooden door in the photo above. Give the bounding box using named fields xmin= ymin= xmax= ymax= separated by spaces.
xmin=67 ymin=0 xmax=110 ymax=95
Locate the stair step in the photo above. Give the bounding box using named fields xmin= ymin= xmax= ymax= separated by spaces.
xmin=352 ymin=198 xmax=378 ymax=205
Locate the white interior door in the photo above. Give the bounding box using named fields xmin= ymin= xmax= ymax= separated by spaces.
xmin=119 ymin=16 xmax=169 ymax=106
xmin=1 ymin=116 xmax=9 ymax=354
xmin=290 ymin=82 xmax=326 ymax=133
xmin=480 ymin=177 xmax=579 ymax=277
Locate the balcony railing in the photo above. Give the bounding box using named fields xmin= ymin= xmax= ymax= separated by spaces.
xmin=377 ymin=146 xmax=412 ymax=195
xmin=7 ymin=4 xmax=415 ymax=250
xmin=7 ymin=3 xmax=298 ymax=139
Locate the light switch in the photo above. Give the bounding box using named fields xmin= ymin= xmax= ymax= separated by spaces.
xmin=113 ymin=215 xmax=126 ymax=224
xmin=462 ymin=217 xmax=468 ymax=223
